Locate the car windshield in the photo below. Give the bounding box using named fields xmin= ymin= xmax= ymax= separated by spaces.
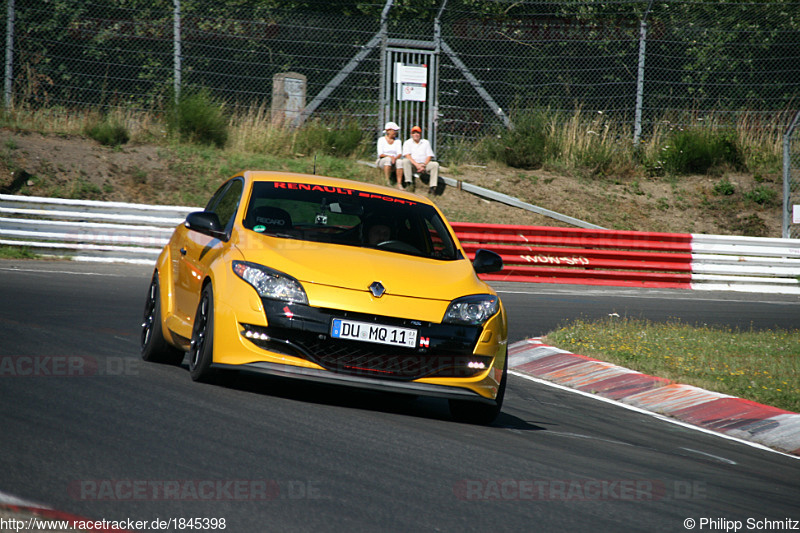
xmin=242 ymin=181 xmax=460 ymax=261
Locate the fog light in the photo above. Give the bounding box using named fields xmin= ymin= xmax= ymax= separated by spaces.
xmin=243 ymin=329 xmax=270 ymax=341
xmin=468 ymin=361 xmax=486 ymax=369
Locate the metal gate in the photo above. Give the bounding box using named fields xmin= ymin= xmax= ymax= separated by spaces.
xmin=380 ymin=42 xmax=438 ymax=152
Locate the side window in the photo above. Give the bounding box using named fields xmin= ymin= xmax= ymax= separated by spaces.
xmin=212 ymin=179 xmax=244 ymax=231
xmin=425 ymin=215 xmax=457 ymax=259
xmin=205 ymin=182 xmax=230 ymax=212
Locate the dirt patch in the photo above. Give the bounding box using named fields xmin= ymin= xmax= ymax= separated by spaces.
xmin=0 ymin=130 xmax=180 ymax=204
xmin=0 ymin=128 xmax=784 ymax=236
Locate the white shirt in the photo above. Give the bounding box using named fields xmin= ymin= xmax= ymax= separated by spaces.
xmin=377 ymin=136 xmax=402 ymax=158
xmin=402 ymin=138 xmax=435 ymax=163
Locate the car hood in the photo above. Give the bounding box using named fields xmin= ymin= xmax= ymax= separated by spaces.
xmin=237 ymin=235 xmax=489 ymax=301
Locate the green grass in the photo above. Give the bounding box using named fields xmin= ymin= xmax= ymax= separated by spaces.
xmin=0 ymin=245 xmax=40 ymax=259
xmin=545 ymin=317 xmax=800 ymax=412
xmin=744 ymin=185 xmax=779 ymax=207
xmin=659 ymin=129 xmax=744 ymax=175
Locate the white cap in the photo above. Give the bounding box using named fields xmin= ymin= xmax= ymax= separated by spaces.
xmin=384 ymin=121 xmax=400 ymax=131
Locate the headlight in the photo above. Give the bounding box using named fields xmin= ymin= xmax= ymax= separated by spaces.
xmin=232 ymin=261 xmax=308 ymax=304
xmin=443 ymin=295 xmax=499 ymax=326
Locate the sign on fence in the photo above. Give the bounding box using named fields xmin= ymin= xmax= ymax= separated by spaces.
xmin=395 ymin=63 xmax=428 ymax=102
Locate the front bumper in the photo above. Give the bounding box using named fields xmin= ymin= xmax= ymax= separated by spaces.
xmin=242 ymin=299 xmax=490 ymax=381
xmin=211 ymin=295 xmax=506 ymax=401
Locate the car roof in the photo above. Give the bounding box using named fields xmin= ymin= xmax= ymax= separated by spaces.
xmin=240 ymin=170 xmax=437 ymax=206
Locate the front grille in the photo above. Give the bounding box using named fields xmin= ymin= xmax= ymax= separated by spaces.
xmin=295 ymin=335 xmax=489 ymax=379
xmin=241 ymin=322 xmax=489 ymax=380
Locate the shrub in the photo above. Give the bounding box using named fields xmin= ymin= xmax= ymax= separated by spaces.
xmin=712 ymin=178 xmax=735 ymax=196
xmin=86 ymin=119 xmax=129 ymax=147
xmin=660 ymin=129 xmax=744 ymax=175
xmin=577 ymin=144 xmax=618 ymax=178
xmin=167 ymin=90 xmax=228 ymax=148
xmin=485 ymin=111 xmax=552 ymax=169
xmin=291 ymin=120 xmax=366 ymax=158
xmin=320 ymin=121 xmax=365 ymax=157
xmin=744 ymin=185 xmax=778 ymax=206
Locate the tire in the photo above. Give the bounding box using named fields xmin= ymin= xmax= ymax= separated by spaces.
xmin=448 ymin=359 xmax=507 ymax=425
xmin=188 ymin=284 xmax=216 ymax=382
xmin=141 ymin=272 xmax=185 ymax=365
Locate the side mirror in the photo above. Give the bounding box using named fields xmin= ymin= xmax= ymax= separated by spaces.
xmin=185 ymin=211 xmax=227 ymax=240
xmin=472 ymin=248 xmax=503 ymax=274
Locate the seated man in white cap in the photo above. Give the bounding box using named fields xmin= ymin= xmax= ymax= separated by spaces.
xmin=402 ymin=125 xmax=440 ymax=195
xmin=376 ymin=121 xmax=407 ymax=190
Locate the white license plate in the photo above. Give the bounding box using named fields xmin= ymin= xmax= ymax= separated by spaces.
xmin=331 ymin=318 xmax=417 ymax=348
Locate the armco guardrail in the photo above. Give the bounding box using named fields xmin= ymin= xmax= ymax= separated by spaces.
xmin=0 ymin=194 xmax=194 ymax=264
xmin=451 ymin=222 xmax=800 ymax=295
xmin=2 ymin=195 xmax=799 ymax=294
xmin=452 ymin=223 xmax=694 ymax=289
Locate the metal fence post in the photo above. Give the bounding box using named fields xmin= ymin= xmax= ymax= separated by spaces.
xmin=4 ymin=0 xmax=14 ymax=108
xmin=634 ymin=1 xmax=654 ymax=145
xmin=633 ymin=19 xmax=647 ymax=145
xmin=431 ymin=0 xmax=447 ymax=153
xmin=377 ymin=0 xmax=393 ymax=132
xmin=173 ymin=0 xmax=181 ymax=105
xmin=784 ymin=111 xmax=800 ymax=238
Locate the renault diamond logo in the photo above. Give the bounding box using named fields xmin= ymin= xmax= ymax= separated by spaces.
xmin=369 ymin=281 xmax=386 ymax=298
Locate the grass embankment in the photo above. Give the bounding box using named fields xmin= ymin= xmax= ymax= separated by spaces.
xmin=545 ymin=317 xmax=800 ymax=413
xmin=2 ymin=102 xmax=787 ymax=191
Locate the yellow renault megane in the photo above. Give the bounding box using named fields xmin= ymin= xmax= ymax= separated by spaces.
xmin=141 ymin=171 xmax=508 ymax=424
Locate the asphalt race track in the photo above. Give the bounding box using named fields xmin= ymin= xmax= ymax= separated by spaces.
xmin=0 ymin=260 xmax=798 ymax=532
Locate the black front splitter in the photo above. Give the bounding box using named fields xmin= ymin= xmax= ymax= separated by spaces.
xmin=212 ymin=361 xmax=496 ymax=405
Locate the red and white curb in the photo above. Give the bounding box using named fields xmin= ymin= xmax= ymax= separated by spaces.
xmin=0 ymin=490 xmax=129 ymax=532
xmin=508 ymin=338 xmax=800 ymax=457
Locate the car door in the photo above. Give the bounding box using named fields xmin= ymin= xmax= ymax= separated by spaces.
xmin=174 ymin=178 xmax=244 ymax=322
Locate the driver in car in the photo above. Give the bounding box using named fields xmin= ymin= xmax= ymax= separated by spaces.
xmin=367 ymin=223 xmax=391 ymax=246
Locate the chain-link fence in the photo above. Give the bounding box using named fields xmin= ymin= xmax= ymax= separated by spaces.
xmin=4 ymin=0 xmax=384 ymax=122
xmin=4 ymin=0 xmax=800 ymax=145
xmin=435 ymin=1 xmax=800 ymax=143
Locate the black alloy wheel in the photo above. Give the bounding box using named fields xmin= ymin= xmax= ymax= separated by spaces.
xmin=141 ymin=272 xmax=184 ymax=365
xmin=188 ymin=284 xmax=216 ymax=382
